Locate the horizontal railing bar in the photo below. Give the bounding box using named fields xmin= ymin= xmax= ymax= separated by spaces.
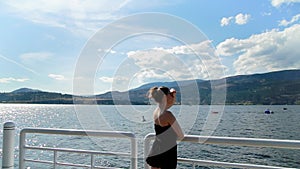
xmin=144 ymin=133 xmax=300 ymax=169
xmin=24 ymin=159 xmax=121 ymax=169
xmin=55 ymin=162 xmax=90 ymax=167
xmin=145 ymin=133 xmax=300 ymax=149
xmin=24 ymin=159 xmax=53 ymax=165
xmin=178 ymin=158 xmax=296 ymax=169
xmin=21 ymin=128 xmax=135 ymax=138
xmin=57 ymin=162 xmax=123 ymax=169
xmin=182 ymin=135 xmax=300 ymax=149
xmin=24 ymin=145 xmax=130 ymax=156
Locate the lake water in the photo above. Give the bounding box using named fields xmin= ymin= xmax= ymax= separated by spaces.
xmin=0 ymin=104 xmax=299 ymax=168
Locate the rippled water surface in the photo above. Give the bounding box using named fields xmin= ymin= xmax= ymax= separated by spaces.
xmin=0 ymin=104 xmax=299 ymax=168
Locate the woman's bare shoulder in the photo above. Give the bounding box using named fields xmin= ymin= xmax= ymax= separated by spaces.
xmin=164 ymin=111 xmax=176 ymax=123
xmin=165 ymin=110 xmax=175 ymax=116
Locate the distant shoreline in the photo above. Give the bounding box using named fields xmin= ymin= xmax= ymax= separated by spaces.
xmin=1 ymin=69 xmax=300 ymax=105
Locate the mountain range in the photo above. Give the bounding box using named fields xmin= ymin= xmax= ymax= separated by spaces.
xmin=1 ymin=69 xmax=299 ymax=105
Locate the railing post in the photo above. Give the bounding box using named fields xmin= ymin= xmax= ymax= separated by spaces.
xmin=2 ymin=122 xmax=16 ymax=169
xmin=130 ymin=137 xmax=138 ymax=169
xmin=19 ymin=129 xmax=26 ymax=169
xmin=53 ymin=150 xmax=57 ymax=169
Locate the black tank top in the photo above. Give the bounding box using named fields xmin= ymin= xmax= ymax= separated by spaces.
xmin=154 ymin=124 xmax=177 ymax=145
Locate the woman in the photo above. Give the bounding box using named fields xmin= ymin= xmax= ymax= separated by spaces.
xmin=146 ymin=86 xmax=184 ymax=169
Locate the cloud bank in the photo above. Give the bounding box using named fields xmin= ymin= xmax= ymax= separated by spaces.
xmin=2 ymin=0 xmax=178 ymax=37
xmin=217 ymin=24 xmax=300 ymax=75
xmin=126 ymin=41 xmax=225 ymax=83
xmin=271 ymin=0 xmax=300 ymax=7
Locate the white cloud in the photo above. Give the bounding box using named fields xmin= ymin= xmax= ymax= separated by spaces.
xmin=221 ymin=17 xmax=233 ymax=26
xmin=127 ymin=41 xmax=226 ymax=81
xmin=1 ymin=0 xmax=131 ymax=37
xmin=220 ymin=13 xmax=251 ymax=26
xmin=217 ymin=24 xmax=300 ymax=75
xmin=235 ymin=13 xmax=251 ymax=25
xmin=279 ymin=14 xmax=300 ymax=26
xmin=271 ymin=0 xmax=300 ymax=7
xmin=2 ymin=0 xmax=178 ymax=37
xmin=99 ymin=76 xmax=114 ymax=83
xmin=0 ymin=77 xmax=29 ymax=83
xmin=133 ymin=69 xmax=168 ymax=82
xmin=48 ymin=74 xmax=65 ymax=80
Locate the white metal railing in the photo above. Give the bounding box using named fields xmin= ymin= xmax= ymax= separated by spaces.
xmin=2 ymin=122 xmax=300 ymax=169
xmin=144 ymin=133 xmax=300 ymax=169
xmin=19 ymin=128 xmax=137 ymax=169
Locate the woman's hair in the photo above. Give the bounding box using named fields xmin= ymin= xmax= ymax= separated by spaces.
xmin=147 ymin=86 xmax=170 ymax=103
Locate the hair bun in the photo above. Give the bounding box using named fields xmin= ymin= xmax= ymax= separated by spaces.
xmin=147 ymin=86 xmax=165 ymax=102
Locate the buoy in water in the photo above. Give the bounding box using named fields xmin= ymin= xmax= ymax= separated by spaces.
xmin=142 ymin=116 xmax=146 ymax=122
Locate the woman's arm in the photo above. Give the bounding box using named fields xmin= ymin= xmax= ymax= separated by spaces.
xmin=167 ymin=112 xmax=184 ymax=140
xmin=172 ymin=120 xmax=184 ymax=140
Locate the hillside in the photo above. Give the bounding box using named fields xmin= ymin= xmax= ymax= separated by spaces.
xmin=224 ymin=70 xmax=300 ymax=105
xmin=0 ymin=90 xmax=75 ymax=104
xmin=11 ymin=88 xmax=42 ymax=93
xmin=0 ymin=69 xmax=299 ymax=105
xmin=95 ymin=69 xmax=300 ymax=105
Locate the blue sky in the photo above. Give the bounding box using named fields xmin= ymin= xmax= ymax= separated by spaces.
xmin=0 ymin=0 xmax=299 ymax=94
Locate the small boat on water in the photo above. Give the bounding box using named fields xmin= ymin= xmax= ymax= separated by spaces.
xmin=264 ymin=109 xmax=274 ymax=114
